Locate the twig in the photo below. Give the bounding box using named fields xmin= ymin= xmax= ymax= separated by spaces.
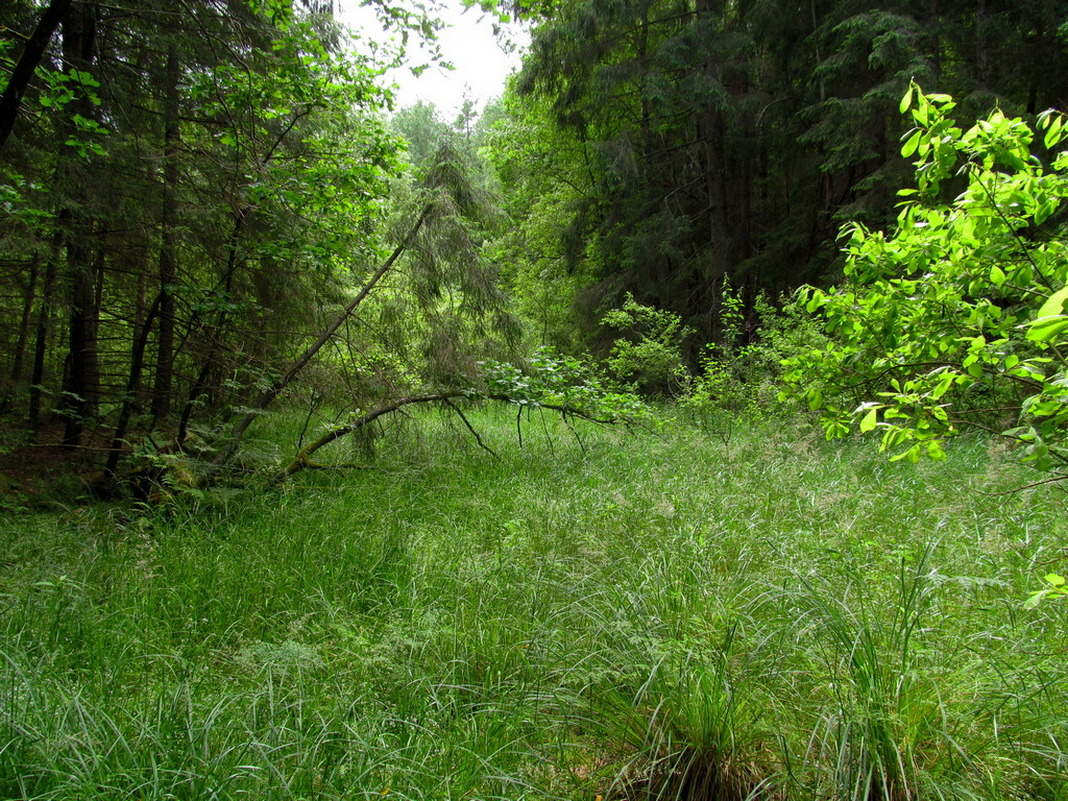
xmin=556 ymin=409 xmax=588 ymax=455
xmin=538 ymin=407 xmax=556 ymax=458
xmin=969 ymin=165 xmax=1055 ymax=291
xmin=980 ymin=474 xmax=1068 ymax=495
xmin=443 ymin=398 xmax=498 ymax=459
xmin=300 ymin=461 xmax=379 ymax=472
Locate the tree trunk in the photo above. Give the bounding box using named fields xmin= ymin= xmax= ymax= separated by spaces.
xmin=696 ymin=0 xmax=731 ymax=284
xmin=29 ymin=246 xmax=60 ymax=433
xmin=213 ymin=204 xmax=431 ymax=466
xmin=8 ymin=256 xmax=40 ymax=391
xmin=58 ymin=2 xmax=102 ymax=448
xmin=106 ymin=293 xmax=162 ymax=474
xmin=176 ymin=210 xmax=246 ymax=444
xmin=151 ymin=43 xmax=182 ymax=422
xmin=0 ymin=0 xmax=75 ymax=152
xmin=62 ymin=220 xmax=102 ymax=446
xmin=271 ymin=391 xmax=466 ymax=483
xmin=975 ymin=0 xmax=990 ymax=88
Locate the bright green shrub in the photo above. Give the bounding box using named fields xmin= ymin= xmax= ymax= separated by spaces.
xmin=782 ymin=85 xmax=1068 ymax=477
xmin=601 ymin=294 xmax=692 ymax=397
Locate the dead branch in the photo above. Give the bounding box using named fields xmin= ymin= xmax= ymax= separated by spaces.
xmin=213 ymin=204 xmax=432 ymax=467
xmin=270 ymin=392 xmax=627 ymax=484
xmin=443 ymin=398 xmax=499 ymax=458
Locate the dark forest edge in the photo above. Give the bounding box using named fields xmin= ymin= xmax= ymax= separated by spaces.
xmin=1 ymin=0 xmax=1068 ymax=501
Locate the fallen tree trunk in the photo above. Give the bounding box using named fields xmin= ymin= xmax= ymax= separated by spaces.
xmin=270 ymin=392 xmax=622 ymax=485
xmin=212 ymin=206 xmax=431 ymax=467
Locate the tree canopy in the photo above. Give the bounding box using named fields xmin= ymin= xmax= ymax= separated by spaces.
xmin=484 ymin=0 xmax=1068 ymax=347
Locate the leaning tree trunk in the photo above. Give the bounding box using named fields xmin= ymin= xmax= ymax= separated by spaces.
xmin=212 ymin=204 xmax=432 ymax=466
xmin=270 ymin=393 xmax=625 ymax=485
xmin=0 ymin=0 xmax=75 ymax=152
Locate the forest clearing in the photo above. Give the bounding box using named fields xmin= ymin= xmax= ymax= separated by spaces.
xmin=1 ymin=406 xmax=1066 ymax=801
xmin=4 ymin=1 xmax=1068 ymax=798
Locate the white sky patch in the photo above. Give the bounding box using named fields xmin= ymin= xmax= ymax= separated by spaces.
xmin=337 ymin=0 xmax=528 ymax=117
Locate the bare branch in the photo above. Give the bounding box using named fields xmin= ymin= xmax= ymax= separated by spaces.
xmin=270 ymin=392 xmax=634 ymax=484
xmin=980 ymin=474 xmax=1068 ymax=495
xmin=443 ymin=398 xmax=498 ymax=458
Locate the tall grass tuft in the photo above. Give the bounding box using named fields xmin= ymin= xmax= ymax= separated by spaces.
xmin=598 ymin=623 xmax=775 ymax=800
xmin=787 ymin=546 xmax=988 ymax=800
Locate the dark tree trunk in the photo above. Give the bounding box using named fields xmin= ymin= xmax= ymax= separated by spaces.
xmin=151 ymin=43 xmax=182 ymax=422
xmin=975 ymin=0 xmax=990 ymax=88
xmin=29 ymin=247 xmax=60 ymax=433
xmin=62 ymin=221 xmax=102 ymax=446
xmin=696 ymin=0 xmax=731 ymax=284
xmin=702 ymin=107 xmax=730 ymax=279
xmin=58 ymin=1 xmax=101 ymax=448
xmin=107 ymin=293 xmax=162 ymax=474
xmin=0 ymin=0 xmax=75 ymax=152
xmin=9 ymin=255 xmax=40 ymax=389
xmin=177 ymin=210 xmax=246 ymax=444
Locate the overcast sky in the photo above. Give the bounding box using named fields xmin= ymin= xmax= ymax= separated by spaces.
xmin=337 ymin=0 xmax=529 ymax=116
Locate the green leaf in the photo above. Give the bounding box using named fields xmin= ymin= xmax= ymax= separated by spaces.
xmin=1046 ymin=573 xmax=1067 ymax=587
xmin=1035 ymin=285 xmax=1068 ymax=321
xmin=1023 ymin=591 xmax=1047 ymax=609
xmin=1044 ymin=115 xmax=1065 ymax=149
xmin=901 ymin=129 xmax=922 ymax=158
xmin=926 ymin=440 xmax=946 ymax=460
xmin=859 ymin=407 xmax=878 ymax=433
xmin=1027 ymin=286 xmax=1068 ymax=342
xmin=1027 ymin=317 xmax=1068 ymax=342
xmin=899 ymin=85 xmax=914 ymax=114
xmin=1035 ymin=200 xmax=1058 ymax=225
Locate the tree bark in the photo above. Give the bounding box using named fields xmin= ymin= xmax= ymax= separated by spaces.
xmin=8 ymin=256 xmax=40 ymax=390
xmin=28 ymin=238 xmax=61 ymax=433
xmin=177 ymin=210 xmax=246 ymax=444
xmin=151 ymin=43 xmax=182 ymax=422
xmin=0 ymin=0 xmax=75 ymax=152
xmin=58 ymin=1 xmax=101 ymax=448
xmin=106 ymin=293 xmax=162 ymax=474
xmin=62 ymin=217 xmax=102 ymax=446
xmin=271 ymin=391 xmax=466 ymax=483
xmin=696 ymin=0 xmax=731 ymax=284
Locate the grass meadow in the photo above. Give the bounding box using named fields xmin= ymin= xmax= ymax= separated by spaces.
xmin=1 ymin=405 xmax=1066 ymax=800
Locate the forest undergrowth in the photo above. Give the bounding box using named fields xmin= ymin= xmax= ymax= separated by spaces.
xmin=1 ymin=406 xmax=1066 ymax=801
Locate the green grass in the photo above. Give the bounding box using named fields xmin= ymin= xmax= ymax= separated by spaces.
xmin=1 ymin=405 xmax=1066 ymax=800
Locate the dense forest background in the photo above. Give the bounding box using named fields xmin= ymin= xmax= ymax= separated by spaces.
xmin=2 ymin=0 xmax=1068 ymax=482
xmin=495 ymin=0 xmax=1068 ymax=348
